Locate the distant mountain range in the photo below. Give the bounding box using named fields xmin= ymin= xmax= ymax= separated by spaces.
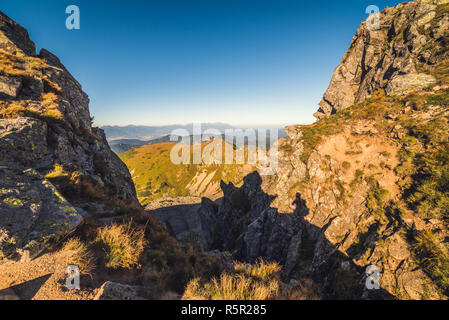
xmin=104 ymin=124 xmax=287 ymax=154
xmin=102 ymin=123 xmax=236 ymax=140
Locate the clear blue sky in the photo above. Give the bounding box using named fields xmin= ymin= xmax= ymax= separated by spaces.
xmin=2 ymin=0 xmax=404 ymax=126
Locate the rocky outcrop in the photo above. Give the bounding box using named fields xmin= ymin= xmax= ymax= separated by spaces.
xmin=198 ymin=127 xmax=442 ymax=299
xmin=0 ymin=11 xmax=137 ymax=262
xmin=315 ymin=0 xmax=449 ymax=118
xmin=0 ymin=165 xmax=83 ymax=262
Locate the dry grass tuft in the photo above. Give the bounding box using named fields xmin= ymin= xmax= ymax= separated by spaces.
xmin=182 ymin=259 xmax=282 ymax=300
xmin=234 ymin=259 xmax=281 ymax=282
xmin=63 ymin=238 xmax=95 ymax=276
xmin=40 ymin=92 xmax=63 ymax=120
xmin=96 ymin=222 xmax=147 ymax=270
xmin=183 ymin=273 xmax=279 ymax=300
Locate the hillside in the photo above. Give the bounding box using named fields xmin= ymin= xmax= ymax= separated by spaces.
xmin=109 ymin=135 xmax=172 ymax=154
xmin=119 ymin=139 xmax=255 ymax=205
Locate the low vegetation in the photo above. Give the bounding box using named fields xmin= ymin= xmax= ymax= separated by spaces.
xmin=95 ymin=222 xmax=147 ymax=270
xmin=182 ymin=259 xmax=281 ymax=300
xmin=414 ymin=231 xmax=449 ymax=293
xmin=63 ymin=238 xmax=95 ymax=276
xmin=0 ymin=48 xmax=47 ymax=77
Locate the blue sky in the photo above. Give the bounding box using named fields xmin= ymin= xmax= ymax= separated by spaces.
xmin=2 ymin=0 xmax=404 ymax=126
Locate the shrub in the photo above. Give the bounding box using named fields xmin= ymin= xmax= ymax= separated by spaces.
xmin=63 ymin=238 xmax=95 ymax=276
xmin=95 ymin=222 xmax=147 ymax=269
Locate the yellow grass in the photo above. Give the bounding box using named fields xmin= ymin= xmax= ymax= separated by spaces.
xmin=182 ymin=259 xmax=282 ymax=300
xmin=96 ymin=222 xmax=147 ymax=270
xmin=63 ymin=238 xmax=95 ymax=276
xmin=183 ymin=273 xmax=279 ymax=300
xmin=234 ymin=259 xmax=282 ymax=282
xmin=45 ymin=164 xmax=71 ymax=180
xmin=0 ymin=49 xmax=47 ymax=77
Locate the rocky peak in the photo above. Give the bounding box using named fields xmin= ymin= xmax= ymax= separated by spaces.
xmin=315 ymin=0 xmax=449 ymax=118
xmin=0 ymin=12 xmax=36 ymax=56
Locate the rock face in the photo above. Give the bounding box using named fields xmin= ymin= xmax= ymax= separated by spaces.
xmin=0 ymin=11 xmax=137 ymax=262
xmin=315 ymin=0 xmax=449 ymax=118
xmin=0 ymin=165 xmax=83 ymax=261
xmin=198 ymin=127 xmax=442 ymax=299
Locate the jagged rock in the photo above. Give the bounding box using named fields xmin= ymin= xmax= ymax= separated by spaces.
xmin=146 ymin=197 xmax=205 ymax=246
xmin=0 ymin=165 xmax=83 ymax=262
xmin=316 ymin=0 xmax=449 ymax=118
xmin=0 ymin=75 xmax=21 ymax=98
xmin=195 ymin=1 xmax=449 ymax=298
xmin=94 ymin=282 xmax=145 ymax=300
xmin=0 ymin=12 xmax=36 ymax=56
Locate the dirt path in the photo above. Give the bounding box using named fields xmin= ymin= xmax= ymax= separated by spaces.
xmin=0 ymin=251 xmax=95 ymax=300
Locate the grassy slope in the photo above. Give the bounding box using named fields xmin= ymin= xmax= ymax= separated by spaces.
xmin=119 ymin=140 xmax=249 ymax=205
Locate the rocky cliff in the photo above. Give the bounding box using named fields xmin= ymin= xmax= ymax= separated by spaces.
xmin=316 ymin=0 xmax=449 ymax=118
xmin=197 ymin=0 xmax=449 ymax=299
xmin=0 ymin=11 xmax=137 ymax=262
